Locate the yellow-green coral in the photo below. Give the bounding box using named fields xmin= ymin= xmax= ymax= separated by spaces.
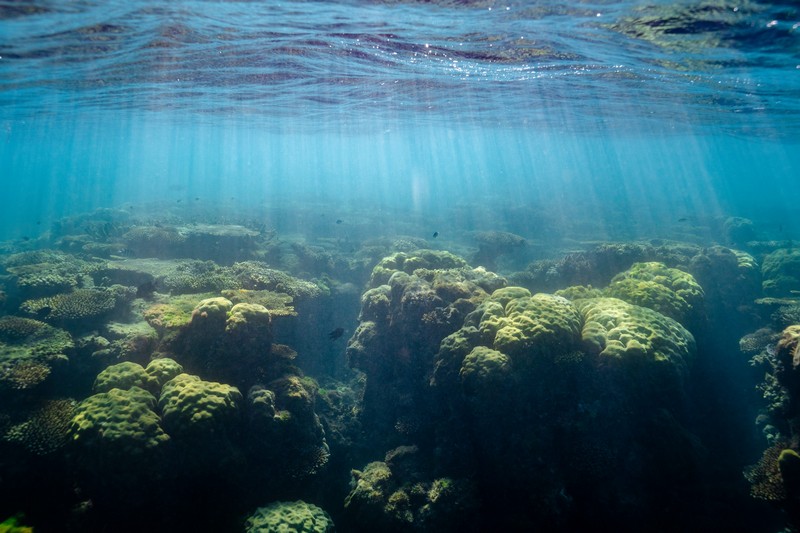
xmin=244 ymin=500 xmax=335 ymax=533
xmin=604 ymin=262 xmax=704 ymax=326
xmin=144 ymin=358 xmax=184 ymax=388
xmin=93 ymin=361 xmax=159 ymax=394
xmin=158 ymin=373 xmax=242 ymax=437
xmin=577 ymin=297 xmax=695 ymax=373
xmin=69 ymin=386 xmax=169 ymax=453
xmin=482 ymin=291 xmax=583 ymax=362
xmin=459 ymin=346 xmax=512 ymax=395
xmin=369 ymin=250 xmax=469 ymax=288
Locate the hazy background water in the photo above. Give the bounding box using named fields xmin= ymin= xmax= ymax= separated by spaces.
xmin=1 ymin=0 xmax=799 ymax=243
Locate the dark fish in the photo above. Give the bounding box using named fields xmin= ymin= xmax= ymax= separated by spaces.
xmin=328 ymin=327 xmax=345 ymax=341
xmin=195 ymin=197 xmax=200 ymax=201
xmin=336 ymin=219 xmax=343 ymax=224
xmin=677 ymin=217 xmax=687 ymax=222
xmin=432 ymin=231 xmax=439 ymax=238
xmin=36 ymin=221 xmax=41 ymax=225
xmin=176 ymin=199 xmax=182 ymax=203
xmin=21 ymin=236 xmax=30 ymax=241
xmin=35 ymin=306 xmax=52 ymax=319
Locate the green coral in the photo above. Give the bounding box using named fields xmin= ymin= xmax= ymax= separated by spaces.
xmin=478 ymin=290 xmax=583 ymax=363
xmin=69 ymin=386 xmax=169 ymax=455
xmin=0 ymin=316 xmax=72 ymax=391
xmin=369 ymin=250 xmax=469 ymax=288
xmin=230 ymin=261 xmax=326 ymax=300
xmin=93 ymin=361 xmax=159 ymax=394
xmin=144 ymin=358 xmax=184 ymax=388
xmin=762 ymin=248 xmax=800 ymax=297
xmin=244 ymin=500 xmax=335 ymax=533
xmin=604 ymin=262 xmax=704 ymax=327
xmin=459 ymin=346 xmax=512 ymax=396
xmin=577 ymin=297 xmax=695 ymax=373
xmin=158 ymin=373 xmax=242 ymax=437
xmin=20 ymin=285 xmax=135 ymax=324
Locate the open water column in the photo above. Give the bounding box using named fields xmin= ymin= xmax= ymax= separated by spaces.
xmin=1 ymin=1 xmax=800 ymax=532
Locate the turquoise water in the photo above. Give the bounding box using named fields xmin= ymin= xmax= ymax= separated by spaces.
xmin=2 ymin=0 xmax=799 ymax=241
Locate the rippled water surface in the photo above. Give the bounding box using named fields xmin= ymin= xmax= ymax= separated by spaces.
xmin=2 ymin=0 xmax=799 ymax=133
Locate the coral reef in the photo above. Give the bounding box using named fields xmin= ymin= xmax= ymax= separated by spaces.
xmin=92 ymin=361 xmax=159 ymax=394
xmin=3 ymin=398 xmax=76 ymax=456
xmin=603 ymin=262 xmax=705 ymax=328
xmin=20 ymin=285 xmax=135 ymax=330
xmin=343 ymin=447 xmax=477 ymax=532
xmin=244 ymin=500 xmax=335 ymax=533
xmin=346 ymin=250 xmax=505 ymax=445
xmin=158 ymin=373 xmax=242 ymax=438
xmin=0 ymin=316 xmax=72 ymax=393
xmin=470 ymin=230 xmax=526 ymax=272
xmin=762 ymin=249 xmax=800 ymax=298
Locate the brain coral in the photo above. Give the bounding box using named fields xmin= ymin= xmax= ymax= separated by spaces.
xmin=158 ymin=373 xmax=242 ymax=437
xmin=577 ymin=297 xmax=695 ymax=376
xmin=604 ymin=262 xmax=704 ymax=327
xmin=368 ymin=250 xmax=469 ymax=288
xmin=68 ymin=386 xmax=169 ymax=455
xmin=244 ymin=500 xmax=335 ymax=533
xmin=92 ymin=361 xmax=159 ymax=394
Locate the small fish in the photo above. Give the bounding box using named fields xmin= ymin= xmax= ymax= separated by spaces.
xmin=195 ymin=197 xmax=200 ymax=201
xmin=677 ymin=217 xmax=687 ymax=222
xmin=336 ymin=219 xmax=343 ymax=224
xmin=21 ymin=236 xmax=30 ymax=241
xmin=35 ymin=306 xmax=52 ymax=319
xmin=176 ymin=199 xmax=182 ymax=203
xmin=328 ymin=327 xmax=345 ymax=341
xmin=432 ymin=231 xmax=439 ymax=238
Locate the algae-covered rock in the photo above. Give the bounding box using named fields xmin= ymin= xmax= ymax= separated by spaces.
xmin=244 ymin=500 xmax=335 ymax=533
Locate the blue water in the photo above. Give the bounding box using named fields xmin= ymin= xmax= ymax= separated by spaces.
xmin=1 ymin=0 xmax=799 ymax=243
